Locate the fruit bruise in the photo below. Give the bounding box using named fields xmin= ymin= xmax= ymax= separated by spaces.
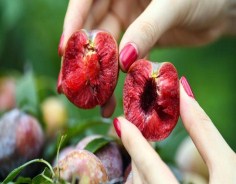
xmin=123 ymin=60 xmax=180 ymax=141
xmin=58 ymin=30 xmax=119 ymax=109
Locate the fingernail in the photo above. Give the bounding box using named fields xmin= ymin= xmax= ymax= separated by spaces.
xmin=58 ymin=33 xmax=64 ymax=57
xmin=180 ymin=76 xmax=195 ymax=98
xmin=113 ymin=118 xmax=121 ymax=138
xmin=119 ymin=43 xmax=138 ymax=72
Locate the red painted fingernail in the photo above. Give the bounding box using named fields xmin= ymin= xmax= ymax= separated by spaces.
xmin=119 ymin=43 xmax=138 ymax=72
xmin=180 ymin=76 xmax=195 ymax=98
xmin=58 ymin=33 xmax=64 ymax=57
xmin=113 ymin=118 xmax=121 ymax=138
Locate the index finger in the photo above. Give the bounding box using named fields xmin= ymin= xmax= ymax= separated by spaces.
xmin=180 ymin=77 xmax=235 ymax=168
xmin=62 ymin=0 xmax=93 ymax=52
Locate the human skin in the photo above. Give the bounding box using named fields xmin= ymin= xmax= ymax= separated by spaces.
xmin=57 ymin=1 xmax=236 ymax=182
xmin=58 ymin=0 xmax=235 ymax=117
xmin=114 ymin=78 xmax=236 ymax=184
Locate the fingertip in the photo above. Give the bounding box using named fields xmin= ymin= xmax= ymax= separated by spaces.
xmin=114 ymin=117 xmax=150 ymax=150
xmin=100 ymin=94 xmax=116 ymax=118
xmin=180 ymin=76 xmax=195 ymax=99
xmin=179 ymin=76 xmax=234 ymax=166
xmin=62 ymin=0 xmax=93 ymax=55
xmin=119 ymin=42 xmax=138 ymax=72
xmin=115 ymin=118 xmax=178 ymax=183
xmin=113 ymin=117 xmax=121 ymax=138
xmin=179 ymin=76 xmax=197 ymax=117
xmin=112 ymin=116 xmax=139 ymax=139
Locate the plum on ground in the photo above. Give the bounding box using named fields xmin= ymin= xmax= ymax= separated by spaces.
xmin=76 ymin=135 xmax=123 ymax=180
xmin=0 ymin=109 xmax=44 ymax=178
xmin=54 ymin=150 xmax=108 ymax=183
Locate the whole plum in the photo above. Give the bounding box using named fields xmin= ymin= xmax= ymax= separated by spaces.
xmin=0 ymin=109 xmax=44 ymax=178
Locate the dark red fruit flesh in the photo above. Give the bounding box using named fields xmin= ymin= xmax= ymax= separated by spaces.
xmin=123 ymin=59 xmax=180 ymax=141
xmin=59 ymin=29 xmax=119 ymax=109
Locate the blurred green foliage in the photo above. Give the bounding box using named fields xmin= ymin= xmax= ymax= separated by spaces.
xmin=0 ymin=0 xmax=236 ymax=156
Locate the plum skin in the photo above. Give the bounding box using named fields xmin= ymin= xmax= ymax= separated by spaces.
xmin=0 ymin=109 xmax=44 ymax=178
xmin=58 ymin=29 xmax=119 ymax=109
xmin=123 ymin=59 xmax=180 ymax=141
xmin=54 ymin=150 xmax=108 ymax=183
xmin=76 ymin=135 xmax=123 ymax=180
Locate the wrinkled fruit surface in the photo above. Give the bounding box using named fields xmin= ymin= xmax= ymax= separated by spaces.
xmin=123 ymin=59 xmax=180 ymax=141
xmin=76 ymin=135 xmax=123 ymax=180
xmin=54 ymin=150 xmax=108 ymax=183
xmin=0 ymin=109 xmax=44 ymax=178
xmin=58 ymin=29 xmax=119 ymax=109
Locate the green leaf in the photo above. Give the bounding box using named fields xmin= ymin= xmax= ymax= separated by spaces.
xmin=84 ymin=136 xmax=114 ymax=153
xmin=2 ymin=159 xmax=54 ymax=183
xmin=55 ymin=135 xmax=67 ymax=176
xmin=66 ymin=118 xmax=111 ymax=142
xmin=32 ymin=175 xmax=52 ymax=184
xmin=42 ymin=167 xmax=53 ymax=178
xmin=16 ymin=70 xmax=38 ymax=116
xmin=14 ymin=177 xmax=32 ymax=184
xmin=43 ymin=119 xmax=111 ymax=161
xmin=32 ymin=167 xmax=54 ymax=184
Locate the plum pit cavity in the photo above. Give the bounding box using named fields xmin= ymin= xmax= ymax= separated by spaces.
xmin=140 ymin=78 xmax=158 ymax=113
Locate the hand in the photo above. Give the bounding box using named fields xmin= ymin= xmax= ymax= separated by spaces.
xmin=117 ymin=0 xmax=229 ymax=72
xmin=59 ymin=0 xmax=230 ymax=71
xmin=113 ymin=76 xmax=236 ymax=184
xmin=58 ymin=0 xmax=231 ymax=117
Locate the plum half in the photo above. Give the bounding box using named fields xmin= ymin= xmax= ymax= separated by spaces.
xmin=58 ymin=29 xmax=119 ymax=109
xmin=123 ymin=59 xmax=180 ymax=141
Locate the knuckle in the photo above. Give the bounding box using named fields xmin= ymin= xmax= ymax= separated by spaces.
xmin=139 ymin=20 xmax=159 ymax=45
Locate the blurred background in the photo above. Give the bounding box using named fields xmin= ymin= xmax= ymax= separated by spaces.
xmin=0 ymin=0 xmax=236 ymax=180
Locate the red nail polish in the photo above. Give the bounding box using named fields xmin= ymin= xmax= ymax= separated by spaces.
xmin=58 ymin=33 xmax=64 ymax=57
xmin=113 ymin=118 xmax=121 ymax=138
xmin=180 ymin=76 xmax=195 ymax=98
xmin=119 ymin=43 xmax=138 ymax=72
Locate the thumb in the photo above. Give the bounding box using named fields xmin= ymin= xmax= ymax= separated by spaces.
xmin=113 ymin=117 xmax=178 ymax=183
xmin=119 ymin=0 xmax=178 ymax=72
